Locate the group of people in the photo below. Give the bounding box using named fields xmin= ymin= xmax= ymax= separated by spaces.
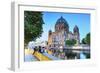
xmin=32 ymin=46 xmax=47 ymax=55
xmin=27 ymin=41 xmax=47 ymax=55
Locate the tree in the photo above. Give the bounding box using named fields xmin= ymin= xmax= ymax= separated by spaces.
xmin=24 ymin=11 xmax=44 ymax=45
xmin=86 ymin=33 xmax=90 ymax=45
xmin=72 ymin=39 xmax=77 ymax=45
xmin=65 ymin=39 xmax=76 ymax=46
xmin=82 ymin=33 xmax=90 ymax=45
xmin=82 ymin=38 xmax=86 ymax=44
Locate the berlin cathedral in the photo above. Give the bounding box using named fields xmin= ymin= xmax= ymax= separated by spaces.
xmin=48 ymin=16 xmax=80 ymax=48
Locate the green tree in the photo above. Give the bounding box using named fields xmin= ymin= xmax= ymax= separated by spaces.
xmin=82 ymin=33 xmax=90 ymax=45
xmin=24 ymin=11 xmax=44 ymax=45
xmin=82 ymin=38 xmax=86 ymax=44
xmin=86 ymin=33 xmax=90 ymax=45
xmin=72 ymin=39 xmax=77 ymax=45
xmin=65 ymin=39 xmax=76 ymax=46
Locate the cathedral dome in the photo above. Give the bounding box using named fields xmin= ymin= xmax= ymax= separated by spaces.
xmin=56 ymin=16 xmax=68 ymax=25
xmin=55 ymin=16 xmax=69 ymax=32
xmin=73 ymin=25 xmax=79 ymax=34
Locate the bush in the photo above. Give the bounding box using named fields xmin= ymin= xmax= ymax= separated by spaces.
xmin=65 ymin=39 xmax=76 ymax=46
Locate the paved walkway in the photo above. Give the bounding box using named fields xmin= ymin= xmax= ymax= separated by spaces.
xmin=33 ymin=51 xmax=51 ymax=61
xmin=43 ymin=52 xmax=60 ymax=60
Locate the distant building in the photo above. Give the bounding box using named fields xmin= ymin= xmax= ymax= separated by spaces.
xmin=48 ymin=16 xmax=80 ymax=48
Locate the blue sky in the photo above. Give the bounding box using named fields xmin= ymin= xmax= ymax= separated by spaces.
xmin=36 ymin=12 xmax=90 ymax=42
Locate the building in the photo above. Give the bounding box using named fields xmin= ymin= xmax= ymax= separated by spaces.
xmin=48 ymin=16 xmax=80 ymax=48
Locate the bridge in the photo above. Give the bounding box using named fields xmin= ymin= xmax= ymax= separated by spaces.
xmin=63 ymin=46 xmax=90 ymax=53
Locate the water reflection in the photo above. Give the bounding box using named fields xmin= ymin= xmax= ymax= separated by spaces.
xmin=80 ymin=52 xmax=86 ymax=59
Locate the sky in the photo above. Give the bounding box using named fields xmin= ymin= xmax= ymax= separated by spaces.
xmin=36 ymin=12 xmax=90 ymax=42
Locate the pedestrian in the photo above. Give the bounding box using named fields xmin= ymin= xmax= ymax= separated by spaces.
xmin=33 ymin=46 xmax=37 ymax=55
xmin=39 ymin=46 xmax=41 ymax=53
